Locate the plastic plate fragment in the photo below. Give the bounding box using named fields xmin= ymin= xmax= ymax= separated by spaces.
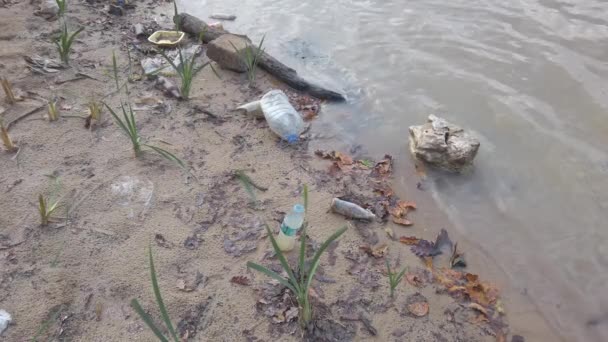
xmin=148 ymin=30 xmax=185 ymax=47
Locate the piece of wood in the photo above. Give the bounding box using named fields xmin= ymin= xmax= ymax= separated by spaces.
xmin=176 ymin=13 xmax=345 ymax=101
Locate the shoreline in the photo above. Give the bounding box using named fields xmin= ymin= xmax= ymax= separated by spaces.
xmin=0 ymin=1 xmax=556 ymax=341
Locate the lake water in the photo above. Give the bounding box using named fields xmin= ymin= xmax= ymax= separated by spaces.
xmin=180 ymin=1 xmax=608 ymax=340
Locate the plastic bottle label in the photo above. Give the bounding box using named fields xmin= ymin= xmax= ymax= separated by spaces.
xmin=281 ymin=223 xmax=298 ymax=237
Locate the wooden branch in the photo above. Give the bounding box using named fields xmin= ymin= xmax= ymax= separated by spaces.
xmin=176 ymin=13 xmax=345 ymax=102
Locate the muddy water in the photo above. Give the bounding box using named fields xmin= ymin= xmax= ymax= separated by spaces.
xmin=180 ymin=0 xmax=608 ymax=340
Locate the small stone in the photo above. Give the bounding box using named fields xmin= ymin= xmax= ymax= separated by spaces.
xmin=206 ymin=34 xmax=253 ymax=73
xmin=408 ymin=114 xmax=480 ymax=172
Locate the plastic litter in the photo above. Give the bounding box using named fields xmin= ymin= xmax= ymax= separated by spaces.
xmin=209 ymin=13 xmax=237 ymax=21
xmin=331 ymin=198 xmax=376 ymax=220
xmin=110 ymin=176 xmax=154 ymax=219
xmin=148 ymin=30 xmax=185 ymax=47
xmin=235 ymin=100 xmax=263 ymax=119
xmin=275 ymin=204 xmax=305 ymax=252
xmin=260 ymin=90 xmax=304 ymax=143
xmin=155 ymin=76 xmax=181 ymax=99
xmin=0 ymin=309 xmax=11 ymax=335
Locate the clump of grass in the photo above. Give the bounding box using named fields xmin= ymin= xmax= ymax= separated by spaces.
xmin=1 ymin=119 xmax=17 ymax=152
xmin=38 ymin=194 xmax=62 ymax=226
xmin=386 ymin=259 xmax=407 ymax=298
xmin=131 ymin=246 xmax=180 ymax=342
xmin=104 ymin=102 xmax=185 ymax=168
xmin=55 ymin=0 xmax=67 ymax=17
xmin=158 ymin=47 xmax=211 ymax=100
xmin=230 ymin=35 xmax=265 ymax=86
xmin=247 ymin=185 xmax=347 ymax=327
xmin=1 ymin=77 xmax=16 ymax=104
xmin=54 ymin=22 xmax=83 ymax=64
xmin=47 ymin=100 xmax=59 ymax=121
xmin=85 ymin=100 xmax=102 ymax=129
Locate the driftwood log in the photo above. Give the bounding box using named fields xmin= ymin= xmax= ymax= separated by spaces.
xmin=176 ymin=13 xmax=345 ymax=101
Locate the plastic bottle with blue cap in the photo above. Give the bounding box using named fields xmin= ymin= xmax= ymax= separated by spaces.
xmin=260 ymin=90 xmax=304 ymax=143
xmin=276 ymin=204 xmax=305 ymax=251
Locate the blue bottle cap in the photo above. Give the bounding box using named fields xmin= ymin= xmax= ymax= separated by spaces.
xmin=286 ymin=134 xmax=299 ymax=143
xmin=293 ymin=204 xmax=305 ymax=213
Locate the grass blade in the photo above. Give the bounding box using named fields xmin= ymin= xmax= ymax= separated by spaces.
xmin=143 ymin=144 xmax=185 ymax=169
xmin=304 ymin=226 xmax=347 ymax=293
xmin=130 ymin=299 xmax=170 ymax=342
xmin=112 ymin=51 xmax=120 ymax=91
xmin=148 ymin=247 xmax=179 ymax=342
xmin=298 ymin=184 xmax=309 ymax=279
xmin=246 ymin=262 xmax=297 ymax=293
xmin=104 ymin=103 xmax=129 ymax=135
xmin=264 ymin=225 xmax=300 ymax=293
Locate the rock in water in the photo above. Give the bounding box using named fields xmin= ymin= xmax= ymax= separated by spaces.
xmin=409 ymin=115 xmax=480 ymax=172
xmin=206 ymin=34 xmax=252 ymax=72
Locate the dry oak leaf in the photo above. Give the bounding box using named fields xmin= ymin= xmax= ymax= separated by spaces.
xmin=360 ymin=244 xmax=388 ymax=258
xmin=230 ymin=276 xmax=251 ymax=286
xmin=393 ymin=217 xmax=413 ymax=226
xmin=406 ymin=273 xmax=424 ymax=287
xmin=399 ymin=236 xmax=420 ymax=245
xmin=408 ymin=302 xmax=429 ymax=317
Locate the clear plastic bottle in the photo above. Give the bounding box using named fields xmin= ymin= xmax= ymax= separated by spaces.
xmin=260 ymin=90 xmax=304 ymax=143
xmin=275 ymin=204 xmax=305 ymax=252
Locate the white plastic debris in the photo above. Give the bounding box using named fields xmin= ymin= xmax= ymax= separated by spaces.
xmin=0 ymin=309 xmax=11 ymax=335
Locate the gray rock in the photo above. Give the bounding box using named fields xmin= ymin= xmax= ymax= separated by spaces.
xmin=408 ymin=115 xmax=480 ymax=172
xmin=35 ymin=0 xmax=59 ymax=20
xmin=206 ymin=34 xmax=251 ymax=72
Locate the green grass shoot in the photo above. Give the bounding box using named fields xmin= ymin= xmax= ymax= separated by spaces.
xmin=131 ymin=246 xmax=180 ymax=342
xmin=54 ymin=22 xmax=83 ymax=64
xmin=386 ymin=259 xmax=407 ymax=298
xmin=247 ymin=184 xmax=347 ymax=326
xmin=86 ymin=100 xmax=102 ymax=129
xmin=158 ymin=47 xmax=210 ymax=100
xmin=31 ymin=305 xmax=64 ymax=342
xmin=1 ymin=77 xmax=16 ymax=104
xmin=112 ymin=50 xmax=120 ymax=91
xmin=1 ymin=119 xmax=17 ymax=152
xmin=55 ymin=0 xmax=67 ymax=17
xmin=104 ymin=102 xmax=185 ymax=168
xmin=47 ymin=100 xmax=59 ymax=121
xmin=230 ymin=35 xmax=265 ymax=86
xmin=38 ymin=194 xmax=61 ymax=226
xmin=172 ymin=0 xmax=180 ymax=31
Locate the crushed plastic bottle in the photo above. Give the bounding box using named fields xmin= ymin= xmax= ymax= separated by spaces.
xmin=276 ymin=204 xmax=305 ymax=251
xmin=260 ymin=90 xmax=304 ymax=143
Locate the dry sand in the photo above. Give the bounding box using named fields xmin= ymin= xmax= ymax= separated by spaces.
xmin=0 ymin=1 xmax=553 ymax=341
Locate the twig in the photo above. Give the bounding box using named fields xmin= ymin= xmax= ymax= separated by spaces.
xmin=233 ymin=170 xmax=268 ymax=191
xmin=55 ymin=72 xmax=101 ymax=85
xmin=6 ymin=104 xmax=45 ymax=130
xmin=0 ymin=239 xmax=26 ymax=250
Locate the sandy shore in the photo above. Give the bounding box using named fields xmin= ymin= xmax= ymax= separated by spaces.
xmin=0 ymin=1 xmax=555 ymax=341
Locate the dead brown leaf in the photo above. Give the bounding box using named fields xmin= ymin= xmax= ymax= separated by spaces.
xmin=390 ymin=200 xmax=416 ymax=217
xmin=374 ymin=186 xmax=394 ymax=198
xmin=406 ymin=273 xmax=424 ymax=287
xmin=393 ymin=217 xmax=413 ymax=226
xmin=468 ymin=303 xmax=488 ymax=316
xmin=372 ymin=155 xmax=393 ymax=178
xmin=408 ymin=302 xmax=429 ymax=317
xmin=301 ymin=107 xmax=318 ymax=121
xmin=399 ymin=236 xmax=420 ymax=245
xmin=335 ymin=152 xmax=353 ymax=165
xmin=155 ymin=233 xmax=173 ymax=248
xmin=360 ymin=244 xmax=388 ymax=258
xmin=230 ymin=276 xmax=251 ymax=286
xmin=469 ymin=313 xmax=489 ymax=325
